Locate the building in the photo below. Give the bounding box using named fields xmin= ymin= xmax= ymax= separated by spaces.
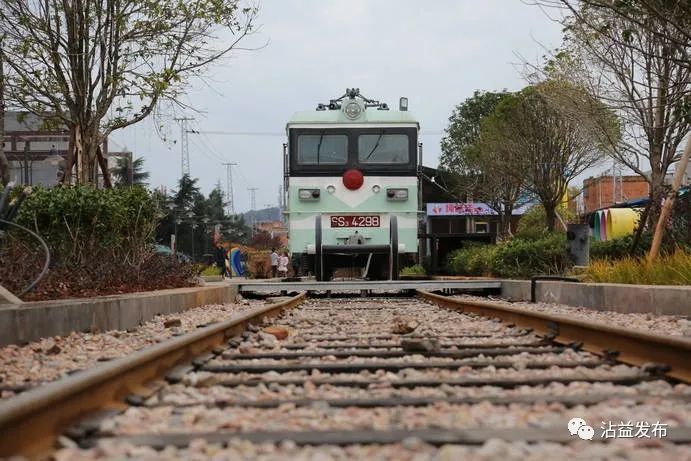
xmin=418 ymin=167 xmax=531 ymax=274
xmin=255 ymin=220 xmax=289 ymax=247
xmin=582 ymin=175 xmax=650 ymax=215
xmin=422 ymin=201 xmax=530 ymax=274
xmin=2 ymin=112 xmax=69 ymax=186
xmin=2 ymin=111 xmax=125 ymax=186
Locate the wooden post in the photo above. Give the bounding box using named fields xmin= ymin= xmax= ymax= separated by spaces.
xmin=647 ymin=138 xmax=691 ymax=263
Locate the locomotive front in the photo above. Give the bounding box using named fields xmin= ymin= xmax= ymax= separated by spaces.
xmin=284 ymin=89 xmax=419 ymax=281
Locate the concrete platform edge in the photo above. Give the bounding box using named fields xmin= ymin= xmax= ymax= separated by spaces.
xmin=500 ymin=280 xmax=691 ymax=315
xmin=0 ymin=283 xmax=239 ymax=346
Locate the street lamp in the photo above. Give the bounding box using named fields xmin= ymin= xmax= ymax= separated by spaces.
xmin=191 ymin=222 xmax=198 ymax=261
xmin=167 ymin=203 xmax=178 ymax=253
xmin=201 ymin=217 xmax=211 ymax=260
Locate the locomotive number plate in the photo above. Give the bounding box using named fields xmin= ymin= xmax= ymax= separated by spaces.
xmin=330 ymin=215 xmax=380 ymax=228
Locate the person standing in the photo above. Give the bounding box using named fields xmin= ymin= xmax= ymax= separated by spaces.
xmin=270 ymin=248 xmax=279 ymax=278
xmin=291 ymin=252 xmax=301 ymax=277
xmin=215 ymin=243 xmax=227 ymax=279
xmin=278 ymin=251 xmax=289 ymax=278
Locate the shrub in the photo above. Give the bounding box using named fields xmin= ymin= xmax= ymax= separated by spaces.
xmin=16 ymin=185 xmax=158 ymax=267
xmin=1 ymin=185 xmax=200 ymax=300
xmin=447 ymin=244 xmax=497 ymax=276
xmin=490 ymin=232 xmax=573 ymax=278
xmin=515 ymin=205 xmax=548 ymax=241
xmin=201 ymin=265 xmax=221 ymax=276
xmin=585 ymin=251 xmax=691 ymax=285
xmin=590 ymin=234 xmax=652 ymax=260
xmin=515 ymin=204 xmax=576 ymax=241
xmin=401 ymin=264 xmax=426 ymax=276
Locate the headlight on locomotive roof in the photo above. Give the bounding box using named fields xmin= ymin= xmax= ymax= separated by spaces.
xmin=386 ymin=188 xmax=408 ymax=201
xmin=298 ymin=188 xmax=320 ymax=201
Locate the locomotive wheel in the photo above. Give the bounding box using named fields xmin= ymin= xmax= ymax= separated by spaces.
xmin=314 ymin=215 xmax=324 ymax=281
xmin=389 ymin=215 xmax=399 ymax=280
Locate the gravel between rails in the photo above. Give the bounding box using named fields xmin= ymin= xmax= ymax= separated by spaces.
xmin=0 ymin=300 xmax=259 ymax=398
xmin=453 ymin=294 xmax=691 ymax=337
xmin=52 ymin=296 xmax=691 ymax=460
xmin=151 ymin=380 xmax=689 ymax=406
xmin=52 ymin=439 xmax=691 ymax=461
xmin=99 ymin=398 xmax=691 ymax=434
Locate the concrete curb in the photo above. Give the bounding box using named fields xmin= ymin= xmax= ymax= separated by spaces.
xmin=0 ymin=283 xmax=238 ymax=346
xmin=501 ymin=280 xmax=691 ymax=315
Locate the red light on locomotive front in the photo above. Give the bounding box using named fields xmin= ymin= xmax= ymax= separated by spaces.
xmin=342 ymin=169 xmax=364 ymax=190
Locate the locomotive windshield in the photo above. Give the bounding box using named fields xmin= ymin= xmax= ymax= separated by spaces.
xmin=289 ymin=127 xmax=417 ymax=174
xmin=358 ymin=134 xmax=409 ymax=164
xmin=297 ymin=134 xmax=348 ymax=164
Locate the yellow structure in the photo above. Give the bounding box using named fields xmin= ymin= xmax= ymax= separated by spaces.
xmin=605 ymin=208 xmax=640 ymax=240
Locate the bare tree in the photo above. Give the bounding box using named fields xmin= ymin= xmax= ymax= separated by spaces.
xmin=488 ymin=82 xmax=607 ymax=231
xmin=529 ymin=2 xmax=690 ymax=228
xmin=528 ymin=0 xmax=690 ymax=59
xmin=0 ymin=0 xmax=258 ymax=185
xmin=464 ymin=117 xmax=533 ymax=239
xmin=0 ymin=38 xmax=9 ymax=186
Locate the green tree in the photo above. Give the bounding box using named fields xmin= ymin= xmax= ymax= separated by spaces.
xmin=0 ymin=0 xmax=257 ymax=185
xmin=155 ymin=178 xmax=250 ymax=260
xmin=440 ymin=90 xmax=532 ymax=239
xmin=484 ymin=82 xmax=607 ymax=231
xmin=440 ymin=90 xmax=509 ymax=174
xmin=111 ymin=157 xmax=151 ymax=187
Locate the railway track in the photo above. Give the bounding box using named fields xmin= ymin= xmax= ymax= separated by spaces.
xmin=1 ymin=291 xmax=691 ymax=460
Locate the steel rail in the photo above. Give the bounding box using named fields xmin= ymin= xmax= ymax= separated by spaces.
xmin=418 ymin=290 xmax=691 ymax=383
xmin=0 ymin=293 xmax=306 ymax=459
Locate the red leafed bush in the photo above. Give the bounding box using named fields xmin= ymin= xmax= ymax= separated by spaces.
xmin=1 ymin=243 xmax=200 ymax=301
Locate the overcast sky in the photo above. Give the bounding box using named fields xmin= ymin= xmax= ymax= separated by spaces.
xmin=110 ymin=0 xmax=566 ymax=213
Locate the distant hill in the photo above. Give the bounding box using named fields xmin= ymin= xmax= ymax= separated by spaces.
xmin=242 ymin=207 xmax=282 ymax=223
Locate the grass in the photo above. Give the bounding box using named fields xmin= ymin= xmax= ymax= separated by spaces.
xmin=200 ymin=265 xmax=221 ymax=276
xmin=401 ymin=264 xmax=426 ymax=276
xmin=584 ymin=251 xmax=691 ymax=285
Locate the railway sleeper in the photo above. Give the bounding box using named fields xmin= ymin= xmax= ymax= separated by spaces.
xmin=79 ymin=427 xmax=691 ymax=448
xmin=200 ymin=358 xmax=606 ymax=374
xmin=143 ymin=392 xmax=691 ymax=410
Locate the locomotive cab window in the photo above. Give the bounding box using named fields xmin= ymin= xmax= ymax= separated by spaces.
xmin=358 ymin=134 xmax=409 ymax=164
xmin=297 ymin=134 xmax=348 ymax=164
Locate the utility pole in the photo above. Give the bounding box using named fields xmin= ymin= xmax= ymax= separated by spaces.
xmin=247 ymin=187 xmax=258 ymax=236
xmin=248 ymin=187 xmax=258 ymax=211
xmin=222 ymin=162 xmax=237 ymax=215
xmin=173 ymin=117 xmax=194 ymax=177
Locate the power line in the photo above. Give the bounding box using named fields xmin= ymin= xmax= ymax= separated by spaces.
xmin=190 ymin=130 xmax=445 ymax=136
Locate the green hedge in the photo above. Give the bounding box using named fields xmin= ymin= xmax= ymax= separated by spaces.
xmin=447 ymin=244 xmax=496 ymax=276
xmin=401 ymin=264 xmax=426 ymax=276
xmin=590 ymin=234 xmax=652 ymax=260
xmin=16 ymin=185 xmax=158 ymax=265
xmin=2 ymin=185 xmax=200 ymax=300
xmin=448 ymin=233 xmax=573 ymax=278
xmin=491 ymin=233 xmax=572 ymax=277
